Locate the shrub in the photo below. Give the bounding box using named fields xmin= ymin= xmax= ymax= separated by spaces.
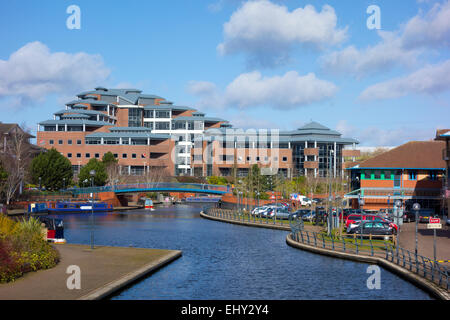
xmin=0 ymin=215 xmax=60 ymax=282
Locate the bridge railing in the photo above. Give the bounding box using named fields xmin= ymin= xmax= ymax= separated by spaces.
xmin=68 ymin=183 xmax=230 ymax=195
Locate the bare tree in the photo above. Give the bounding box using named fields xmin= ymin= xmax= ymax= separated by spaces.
xmin=142 ymin=160 xmax=171 ymax=186
xmin=0 ymin=125 xmax=33 ymax=204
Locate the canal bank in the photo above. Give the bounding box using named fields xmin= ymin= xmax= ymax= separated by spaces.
xmin=285 ymin=234 xmax=450 ymax=300
xmin=201 ymin=208 xmax=448 ymax=300
xmin=0 ymin=244 xmax=182 ymax=300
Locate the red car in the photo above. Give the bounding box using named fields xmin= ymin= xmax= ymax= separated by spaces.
xmin=345 ymin=214 xmax=398 ymax=232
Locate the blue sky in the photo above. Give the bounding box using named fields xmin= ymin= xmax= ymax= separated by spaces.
xmin=0 ymin=0 xmax=449 ymax=146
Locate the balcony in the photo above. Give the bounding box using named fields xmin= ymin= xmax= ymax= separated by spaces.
xmin=304 ymin=148 xmax=319 ymax=156
xmin=304 ymin=161 xmax=319 ymax=169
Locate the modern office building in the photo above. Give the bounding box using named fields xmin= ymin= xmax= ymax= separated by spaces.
xmin=37 ymin=88 xmax=360 ymax=179
xmin=37 ymin=87 xmax=227 ymax=176
xmin=191 ymin=121 xmax=360 ymax=178
xmin=345 ymin=140 xmax=446 ymax=213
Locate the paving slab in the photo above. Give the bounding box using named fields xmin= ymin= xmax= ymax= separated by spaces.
xmin=0 ymin=244 xmax=182 ymax=300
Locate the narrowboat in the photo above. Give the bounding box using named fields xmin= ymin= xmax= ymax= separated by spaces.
xmin=47 ymin=201 xmax=113 ymax=213
xmin=144 ymin=199 xmax=155 ymax=211
xmin=38 ymin=217 xmax=65 ymax=243
xmin=28 ymin=202 xmax=49 ymax=214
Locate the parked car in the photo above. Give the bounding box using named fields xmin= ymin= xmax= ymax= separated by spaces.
xmin=446 ymin=218 xmax=450 ymax=226
xmin=302 ymin=211 xmax=316 ymax=222
xmin=252 ymin=206 xmax=268 ymax=216
xmin=345 ymin=214 xmax=398 ymax=232
xmin=418 ymin=210 xmax=435 ymax=223
xmin=271 ymin=207 xmax=291 ymax=220
xmin=402 ymin=210 xmax=416 ymax=223
xmin=347 ymin=221 xmax=395 ymax=236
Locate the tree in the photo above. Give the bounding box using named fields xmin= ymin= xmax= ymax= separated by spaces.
xmin=30 ymin=148 xmax=73 ymax=191
xmin=0 ymin=126 xmax=34 ymax=203
xmin=78 ymin=159 xmax=107 ymax=187
xmin=102 ymin=152 xmax=121 ymax=186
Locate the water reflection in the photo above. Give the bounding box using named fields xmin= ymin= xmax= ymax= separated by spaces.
xmin=49 ymin=204 xmax=433 ymax=300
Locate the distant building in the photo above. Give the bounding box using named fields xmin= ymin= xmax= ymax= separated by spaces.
xmin=191 ymin=121 xmax=360 ymax=178
xmin=0 ymin=122 xmax=41 ymax=155
xmin=346 ymin=141 xmax=446 ymax=213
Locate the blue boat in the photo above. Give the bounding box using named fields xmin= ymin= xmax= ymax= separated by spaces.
xmin=47 ymin=201 xmax=113 ymax=213
xmin=28 ymin=202 xmax=49 ymax=214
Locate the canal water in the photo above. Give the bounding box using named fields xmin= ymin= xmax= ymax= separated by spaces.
xmin=50 ymin=204 xmax=433 ymax=300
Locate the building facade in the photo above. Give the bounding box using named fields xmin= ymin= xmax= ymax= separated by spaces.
xmin=435 ymin=129 xmax=450 ymax=219
xmin=37 ymin=87 xmax=227 ymax=176
xmin=346 ymin=141 xmax=446 ymax=213
xmin=191 ymin=122 xmax=360 ymax=178
xmin=37 ymin=88 xmax=360 ymax=179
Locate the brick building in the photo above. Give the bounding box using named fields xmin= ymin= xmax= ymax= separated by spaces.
xmin=345 ymin=141 xmax=446 ymax=213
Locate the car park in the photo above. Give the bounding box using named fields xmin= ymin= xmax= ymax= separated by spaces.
xmin=345 ymin=214 xmax=398 ymax=232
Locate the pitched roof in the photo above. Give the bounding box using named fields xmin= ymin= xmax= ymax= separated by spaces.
xmin=356 ymin=141 xmax=446 ymax=169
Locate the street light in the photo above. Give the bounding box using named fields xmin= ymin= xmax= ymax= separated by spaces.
xmin=413 ymin=203 xmax=420 ymax=257
xmin=39 ymin=177 xmax=41 ymax=191
xmin=89 ymin=170 xmax=96 ymax=250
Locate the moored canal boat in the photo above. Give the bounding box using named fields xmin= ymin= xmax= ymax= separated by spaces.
xmin=47 ymin=201 xmax=113 ymax=213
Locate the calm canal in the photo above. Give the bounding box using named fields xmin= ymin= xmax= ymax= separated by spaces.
xmin=50 ymin=204 xmax=433 ymax=300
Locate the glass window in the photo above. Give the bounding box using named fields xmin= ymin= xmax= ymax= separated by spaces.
xmin=95 ymin=153 xmax=100 ymax=158
xmin=85 ymin=153 xmax=90 ymax=158
xmin=76 ymin=153 xmax=81 ymax=158
xmin=68 ymin=140 xmax=72 ymax=145
xmin=365 ymin=170 xmax=372 ymax=179
xmin=374 ymin=170 xmax=381 ymax=179
xmin=49 ymin=140 xmax=54 ymax=145
xmin=58 ymin=140 xmax=63 ymax=145
xmin=409 ymin=170 xmax=417 ymax=180
xmin=67 ymin=153 xmax=72 ymax=158
xmin=429 ymin=171 xmax=437 ymax=180
xmin=77 ymin=140 xmax=82 ymax=145
xmin=132 ymin=154 xmax=137 ymax=159
xmin=122 ymin=153 xmax=127 ymax=158
xmin=385 ymin=171 xmax=391 ymax=179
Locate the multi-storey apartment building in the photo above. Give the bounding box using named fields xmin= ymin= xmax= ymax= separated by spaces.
xmin=191 ymin=121 xmax=360 ymax=178
xmin=37 ymin=87 xmax=227 ymax=175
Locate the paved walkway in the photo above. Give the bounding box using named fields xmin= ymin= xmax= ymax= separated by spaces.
xmin=0 ymin=244 xmax=181 ymax=300
xmin=399 ymin=221 xmax=450 ymax=266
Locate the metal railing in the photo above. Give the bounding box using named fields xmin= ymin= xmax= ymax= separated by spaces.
xmin=203 ymin=207 xmax=449 ymax=292
xmin=68 ymin=183 xmax=230 ymax=195
xmin=290 ymin=229 xmax=449 ymax=292
xmin=205 ymin=207 xmax=291 ymax=229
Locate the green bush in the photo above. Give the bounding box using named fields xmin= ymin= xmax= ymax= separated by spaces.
xmin=0 ymin=215 xmax=59 ymax=283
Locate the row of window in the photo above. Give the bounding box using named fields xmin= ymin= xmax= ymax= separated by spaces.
xmin=66 ymin=153 xmax=149 ymax=159
xmin=49 ymin=139 xmax=82 ymax=145
xmin=364 ymin=170 xmax=439 ymax=181
xmin=218 ymin=156 xmax=289 ymax=162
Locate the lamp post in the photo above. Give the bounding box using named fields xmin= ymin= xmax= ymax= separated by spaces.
xmin=413 ymin=203 xmax=420 ymax=257
xmin=328 ymin=149 xmax=334 ymax=236
xmin=39 ymin=177 xmax=41 ymax=191
xmin=89 ymin=170 xmax=96 ymax=250
xmin=62 ymin=178 xmax=66 ymax=191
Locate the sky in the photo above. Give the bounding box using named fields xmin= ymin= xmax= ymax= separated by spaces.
xmin=0 ymin=0 xmax=449 ymax=147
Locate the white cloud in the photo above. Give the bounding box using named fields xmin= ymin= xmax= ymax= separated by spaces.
xmin=402 ymin=0 xmax=450 ymax=48
xmin=217 ymin=0 xmax=347 ymax=67
xmin=336 ymin=120 xmax=435 ymax=147
xmin=359 ymin=59 xmax=450 ymax=101
xmin=188 ymin=70 xmax=338 ymax=110
xmin=0 ymin=41 xmax=110 ymax=108
xmin=321 ymin=31 xmax=421 ymax=77
xmin=321 ymin=1 xmax=450 ymax=77
xmin=225 ymin=71 xmax=337 ymax=108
